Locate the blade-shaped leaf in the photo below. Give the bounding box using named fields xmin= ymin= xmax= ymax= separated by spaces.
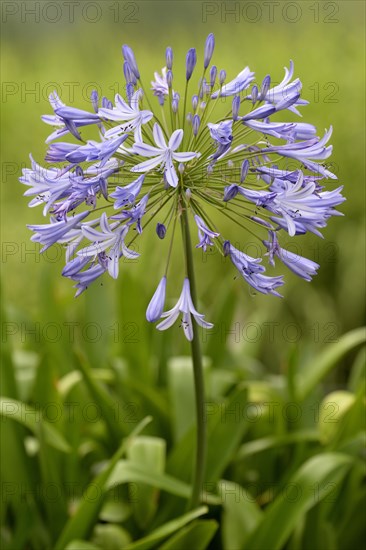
xmin=244 ymin=453 xmax=353 ymax=550
xmin=123 ymin=507 xmax=208 ymax=550
xmin=237 ymin=430 xmax=319 ymax=459
xmin=106 ymin=460 xmax=219 ymax=505
xmin=0 ymin=397 xmax=70 ymax=453
xmin=73 ymin=348 xmax=128 ymax=440
xmin=127 ymin=436 xmax=166 ymax=528
xmin=54 ymin=417 xmax=152 ymax=550
xmin=220 ymin=480 xmax=262 ymax=549
xmin=159 ymin=519 xmax=218 ymax=549
xmin=296 ymin=328 xmax=366 ymax=401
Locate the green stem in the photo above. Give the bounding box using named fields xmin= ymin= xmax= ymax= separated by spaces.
xmin=181 ymin=207 xmax=206 ymax=509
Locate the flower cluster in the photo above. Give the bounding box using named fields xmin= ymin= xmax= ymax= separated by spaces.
xmin=21 ymin=34 xmax=344 ymax=340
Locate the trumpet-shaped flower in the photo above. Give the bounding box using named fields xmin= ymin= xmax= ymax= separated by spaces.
xmin=131 ymin=123 xmax=199 ymax=187
xmin=264 ymin=231 xmax=319 ymax=281
xmin=21 ymin=35 xmax=344 ymax=339
xmin=156 ymin=278 xmax=213 ymax=340
xmin=98 ymin=90 xmax=153 ymax=141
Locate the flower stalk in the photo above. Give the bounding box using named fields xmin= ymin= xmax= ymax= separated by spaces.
xmin=181 ymin=207 xmax=206 ymax=509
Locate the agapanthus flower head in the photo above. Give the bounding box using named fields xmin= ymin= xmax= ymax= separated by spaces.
xmin=22 ymin=34 xmax=344 ymax=340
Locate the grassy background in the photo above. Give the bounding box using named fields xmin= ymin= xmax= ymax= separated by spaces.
xmin=2 ymin=2 xmax=365 ymax=365
xmin=1 ymin=3 xmax=366 ymax=548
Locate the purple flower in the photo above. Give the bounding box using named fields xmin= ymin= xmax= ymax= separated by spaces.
xmin=78 ymin=213 xmax=139 ymax=278
xmin=110 ymin=175 xmax=145 ymax=208
xmin=172 ymin=92 xmax=180 ymax=113
xmin=204 ymin=33 xmax=215 ymax=68
xmin=208 ymin=120 xmax=233 ymax=145
xmin=67 ymin=135 xmax=128 ymax=168
xmin=156 ymin=278 xmax=213 ymax=341
xmin=223 ymin=184 xmax=239 ymax=202
xmin=131 ymin=123 xmax=199 ymax=188
xmin=186 ymin=48 xmax=197 ymax=80
xmin=210 ymin=66 xmax=217 ymax=88
xmin=28 ymin=211 xmax=89 ymax=252
xmin=151 ymin=68 xmax=170 ymax=106
xmin=232 ymin=96 xmax=241 ymax=120
xmin=192 ymin=115 xmax=200 ymax=136
xmin=22 ymin=34 xmax=344 ymax=336
xmin=166 ymin=47 xmax=173 ymax=70
xmin=258 ymin=75 xmax=271 ymax=101
xmin=211 ymin=67 xmax=255 ymax=98
xmin=122 ymin=44 xmax=140 ymax=79
xmin=241 ymin=104 xmax=276 ymax=121
xmin=42 ymin=91 xmax=100 ymax=143
xmin=113 ymin=194 xmax=149 ymax=234
xmin=264 ymin=127 xmax=336 ymax=178
xmin=194 ymin=215 xmax=219 ymax=252
xmin=240 ymin=160 xmax=249 ymax=183
xmin=146 ymin=276 xmax=167 ymax=322
xmin=224 ymin=241 xmax=284 ymax=296
xmin=252 ymin=61 xmax=309 ymax=115
xmin=98 ymin=90 xmax=153 ymax=141
xmin=239 ymin=171 xmax=345 ymax=237
xmin=264 ymin=231 xmax=319 ymax=281
xmin=156 ymin=223 xmax=167 ymax=239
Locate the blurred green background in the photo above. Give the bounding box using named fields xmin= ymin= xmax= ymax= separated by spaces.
xmin=1 ymin=2 xmax=366 ymax=549
xmin=2 ymin=1 xmax=365 ymax=370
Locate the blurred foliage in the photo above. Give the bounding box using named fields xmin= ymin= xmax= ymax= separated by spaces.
xmin=1 ymin=312 xmax=365 ymax=548
xmin=2 ymin=1 xmax=365 ymax=352
xmin=1 ymin=1 xmax=365 ymax=548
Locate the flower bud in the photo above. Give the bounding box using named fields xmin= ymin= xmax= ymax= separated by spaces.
xmin=210 ymin=65 xmax=217 ymax=88
xmin=232 ymin=96 xmax=240 ymax=120
xmin=186 ymin=48 xmax=197 ymax=80
xmin=240 ymin=159 xmax=250 ymax=183
xmin=223 ymin=240 xmax=231 ymax=256
xmin=251 ymin=84 xmax=258 ymax=104
xmin=219 ymin=69 xmax=226 ymax=85
xmin=259 ymin=75 xmax=271 ymax=101
xmin=167 ymin=70 xmax=173 ymax=88
xmin=122 ymin=45 xmax=140 ymax=79
xmin=146 ymin=277 xmax=166 ymax=322
xmin=156 ymin=223 xmax=166 ymax=239
xmin=204 ymin=33 xmax=215 ymax=69
xmin=166 ymin=47 xmax=173 ymax=70
xmin=192 ymin=114 xmax=200 ymax=136
xmin=91 ymin=90 xmax=99 ymax=112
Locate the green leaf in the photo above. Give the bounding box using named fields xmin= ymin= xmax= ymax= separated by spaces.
xmin=167 ymin=356 xmax=209 ymax=442
xmin=106 ymin=460 xmax=219 ymax=505
xmin=220 ymin=480 xmax=262 ymax=549
xmin=123 ymin=507 xmax=208 ymax=550
xmin=54 ymin=416 xmax=152 ymax=550
xmin=159 ymin=519 xmax=218 ymax=549
xmin=57 ymin=369 xmax=115 ymax=398
xmin=91 ymin=524 xmax=132 ymax=549
xmin=127 ymin=436 xmax=166 ymax=528
xmin=318 ymin=391 xmax=355 ymax=444
xmin=99 ymin=500 xmax=131 ymax=523
xmin=163 ymin=385 xmax=248 ymax=527
xmin=348 ymin=347 xmax=366 ymax=393
xmin=237 ymin=430 xmax=319 ymax=459
xmin=0 ymin=397 xmax=70 ymax=453
xmin=244 ymin=453 xmax=353 ymax=550
xmin=205 ymin=386 xmax=249 ymax=482
xmin=296 ymin=328 xmax=366 ymax=401
xmin=65 ymin=541 xmax=100 ymax=550
xmin=73 ymin=348 xmax=128 ymax=441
